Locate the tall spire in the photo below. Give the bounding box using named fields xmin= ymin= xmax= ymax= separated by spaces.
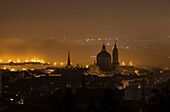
xmin=112 ymin=39 xmax=119 ymax=67
xmin=67 ymin=51 xmax=71 ymax=66
xmin=114 ymin=40 xmax=117 ymax=49
xmin=102 ymin=43 xmax=106 ymax=51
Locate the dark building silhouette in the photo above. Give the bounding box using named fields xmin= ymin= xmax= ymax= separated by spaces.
xmin=65 ymin=51 xmax=72 ymax=68
xmin=97 ymin=41 xmax=119 ymax=72
xmin=97 ymin=43 xmax=111 ymax=71
xmin=0 ymin=70 xmax=2 ymax=98
xmin=112 ymin=41 xmax=119 ymax=71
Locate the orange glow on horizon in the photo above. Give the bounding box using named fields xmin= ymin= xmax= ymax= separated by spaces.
xmin=54 ymin=62 xmax=57 ymax=66
xmin=60 ymin=62 xmax=64 ymax=66
xmin=23 ymin=68 xmax=27 ymax=71
xmin=17 ymin=59 xmax=20 ymax=63
xmin=122 ymin=62 xmax=125 ymax=66
xmin=11 ymin=68 xmax=15 ymax=71
xmin=129 ymin=61 xmax=133 ymax=66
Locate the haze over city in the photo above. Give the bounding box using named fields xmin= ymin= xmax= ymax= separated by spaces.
xmin=0 ymin=0 xmax=170 ymax=67
xmin=1 ymin=1 xmax=170 ymax=112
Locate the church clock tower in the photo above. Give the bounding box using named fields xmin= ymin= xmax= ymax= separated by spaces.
xmin=112 ymin=41 xmax=119 ymax=71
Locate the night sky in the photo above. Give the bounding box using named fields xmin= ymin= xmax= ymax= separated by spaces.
xmin=0 ymin=0 xmax=170 ymax=67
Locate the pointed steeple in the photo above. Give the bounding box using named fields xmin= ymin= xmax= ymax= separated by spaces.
xmin=102 ymin=43 xmax=106 ymax=51
xmin=114 ymin=40 xmax=117 ymax=49
xmin=112 ymin=39 xmax=119 ymax=66
xmin=67 ymin=51 xmax=71 ymax=66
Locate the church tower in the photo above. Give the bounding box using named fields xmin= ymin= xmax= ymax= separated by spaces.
xmin=66 ymin=51 xmax=72 ymax=68
xmin=112 ymin=40 xmax=119 ymax=71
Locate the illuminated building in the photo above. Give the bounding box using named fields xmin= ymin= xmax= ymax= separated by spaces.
xmin=85 ymin=62 xmax=101 ymax=75
xmin=0 ymin=62 xmax=50 ymax=71
xmin=119 ymin=66 xmax=138 ymax=75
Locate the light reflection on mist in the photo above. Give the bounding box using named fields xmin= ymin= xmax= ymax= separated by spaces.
xmin=0 ymin=0 xmax=170 ymax=66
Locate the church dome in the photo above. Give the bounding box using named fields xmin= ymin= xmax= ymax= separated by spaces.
xmin=97 ymin=50 xmax=111 ymax=58
xmin=97 ymin=43 xmax=111 ymax=58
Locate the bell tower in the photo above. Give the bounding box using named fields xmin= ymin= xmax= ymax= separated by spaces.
xmin=112 ymin=40 xmax=119 ymax=71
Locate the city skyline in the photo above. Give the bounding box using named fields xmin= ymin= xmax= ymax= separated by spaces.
xmin=0 ymin=1 xmax=170 ymax=111
xmin=0 ymin=0 xmax=170 ymax=67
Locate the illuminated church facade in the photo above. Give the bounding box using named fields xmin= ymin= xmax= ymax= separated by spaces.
xmin=97 ymin=41 xmax=119 ymax=72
